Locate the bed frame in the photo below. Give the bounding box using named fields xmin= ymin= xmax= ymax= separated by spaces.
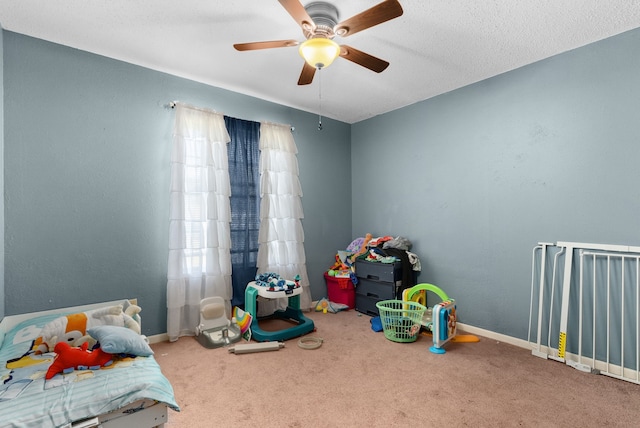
xmin=0 ymin=299 xmax=172 ymax=428
xmin=64 ymin=403 xmax=168 ymax=428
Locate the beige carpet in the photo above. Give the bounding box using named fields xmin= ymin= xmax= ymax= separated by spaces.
xmin=151 ymin=310 xmax=640 ymax=427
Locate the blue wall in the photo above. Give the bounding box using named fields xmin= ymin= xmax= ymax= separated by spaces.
xmin=3 ymin=27 xmax=640 ymax=341
xmin=2 ymin=32 xmax=351 ymax=335
xmin=351 ymin=28 xmax=640 ymax=339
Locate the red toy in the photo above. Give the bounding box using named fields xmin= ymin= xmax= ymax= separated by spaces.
xmin=45 ymin=342 xmax=113 ymax=380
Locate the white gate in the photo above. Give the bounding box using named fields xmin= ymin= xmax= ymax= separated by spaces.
xmin=528 ymin=241 xmax=640 ymax=384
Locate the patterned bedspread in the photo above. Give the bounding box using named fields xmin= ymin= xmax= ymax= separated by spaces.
xmin=0 ymin=311 xmax=179 ymax=428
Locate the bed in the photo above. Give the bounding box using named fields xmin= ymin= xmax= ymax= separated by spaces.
xmin=0 ymin=299 xmax=180 ymax=428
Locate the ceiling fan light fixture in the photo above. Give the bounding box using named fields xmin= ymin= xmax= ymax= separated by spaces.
xmin=299 ymin=37 xmax=340 ymax=69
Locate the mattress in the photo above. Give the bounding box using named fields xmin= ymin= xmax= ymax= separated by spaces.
xmin=0 ymin=302 xmax=180 ymax=428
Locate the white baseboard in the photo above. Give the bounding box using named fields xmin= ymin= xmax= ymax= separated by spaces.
xmin=148 ymin=333 xmax=170 ymax=344
xmin=457 ymin=322 xmax=530 ymax=349
xmin=146 ymin=321 xmax=529 ymax=349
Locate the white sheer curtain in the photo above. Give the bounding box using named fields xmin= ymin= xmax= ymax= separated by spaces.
xmin=257 ymin=122 xmax=312 ymax=314
xmin=167 ymin=104 xmax=232 ymax=341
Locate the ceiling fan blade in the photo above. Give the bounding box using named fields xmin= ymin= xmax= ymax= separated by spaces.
xmin=233 ymin=40 xmax=299 ymax=51
xmin=278 ymin=0 xmax=316 ymax=32
xmin=339 ymin=45 xmax=389 ymax=73
xmin=334 ymin=0 xmax=403 ymax=37
xmin=297 ymin=62 xmax=316 ymax=85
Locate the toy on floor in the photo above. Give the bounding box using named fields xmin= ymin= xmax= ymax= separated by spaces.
xmin=245 ymin=273 xmax=315 ymax=342
xmin=403 ymin=287 xmax=427 ymax=307
xmin=228 ymin=342 xmax=285 ymax=354
xmin=370 ymin=316 xmax=383 ymax=332
xmin=314 ymin=298 xmax=349 ymax=314
xmin=376 ymin=299 xmax=426 ymax=343
xmin=420 ymin=331 xmax=479 ymax=343
xmin=297 ymin=336 xmax=323 ymax=350
xmin=232 ymin=306 xmax=253 ymax=341
xmin=403 ymin=283 xmax=457 ymax=354
xmin=429 ymin=299 xmax=457 ymax=354
xmin=195 ymin=297 xmax=241 ymax=349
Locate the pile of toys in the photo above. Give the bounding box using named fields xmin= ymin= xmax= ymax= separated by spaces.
xmin=325 ymin=233 xmax=373 ymax=283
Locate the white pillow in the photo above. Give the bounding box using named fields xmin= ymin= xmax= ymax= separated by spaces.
xmin=87 ymin=325 xmax=154 ymax=356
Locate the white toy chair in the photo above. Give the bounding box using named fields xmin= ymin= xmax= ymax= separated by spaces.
xmin=195 ymin=296 xmax=241 ymax=348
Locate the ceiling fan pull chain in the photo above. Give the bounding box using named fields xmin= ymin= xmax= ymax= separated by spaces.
xmin=318 ymin=68 xmax=323 ymax=131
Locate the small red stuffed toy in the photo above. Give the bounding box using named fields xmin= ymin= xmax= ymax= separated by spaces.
xmin=45 ymin=342 xmax=113 ymax=380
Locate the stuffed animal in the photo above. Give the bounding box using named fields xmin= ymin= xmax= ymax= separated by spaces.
xmin=45 ymin=341 xmax=113 ymax=380
xmin=34 ymin=303 xmax=141 ymax=354
xmin=349 ymin=233 xmax=373 ymax=264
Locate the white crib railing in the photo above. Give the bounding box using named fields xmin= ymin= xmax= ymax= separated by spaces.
xmin=528 ymin=241 xmax=640 ymax=384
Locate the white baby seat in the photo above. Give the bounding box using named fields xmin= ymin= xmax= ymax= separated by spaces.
xmin=195 ymin=296 xmax=241 ymax=349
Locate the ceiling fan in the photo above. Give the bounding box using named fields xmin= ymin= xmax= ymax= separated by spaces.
xmin=233 ymin=0 xmax=403 ymax=85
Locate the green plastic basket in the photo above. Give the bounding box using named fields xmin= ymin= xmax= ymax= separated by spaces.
xmin=376 ymin=299 xmax=426 ymax=343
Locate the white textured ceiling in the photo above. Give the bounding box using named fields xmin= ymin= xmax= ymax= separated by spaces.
xmin=1 ymin=1 xmax=640 ymax=123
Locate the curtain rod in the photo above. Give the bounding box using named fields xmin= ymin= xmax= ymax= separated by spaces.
xmin=168 ymin=101 xmax=295 ymax=132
